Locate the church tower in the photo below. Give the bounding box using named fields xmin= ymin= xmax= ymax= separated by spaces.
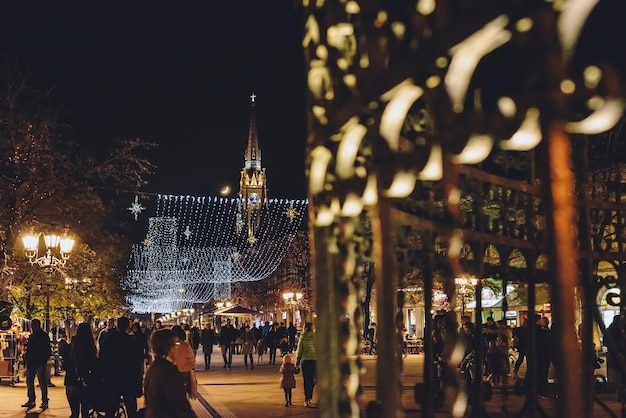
xmin=236 ymin=93 xmax=269 ymax=244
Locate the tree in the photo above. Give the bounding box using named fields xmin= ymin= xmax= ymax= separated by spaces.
xmin=0 ymin=56 xmax=156 ymax=323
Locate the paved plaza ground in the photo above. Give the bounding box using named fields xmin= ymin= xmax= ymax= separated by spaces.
xmin=0 ymin=350 xmax=623 ymax=417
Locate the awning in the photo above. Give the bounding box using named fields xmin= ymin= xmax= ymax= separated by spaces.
xmin=465 ymin=290 xmax=550 ymax=310
xmin=212 ymin=305 xmax=261 ymax=317
xmin=465 ymin=298 xmax=504 ymax=309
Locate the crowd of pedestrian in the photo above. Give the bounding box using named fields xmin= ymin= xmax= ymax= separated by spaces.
xmin=424 ymin=311 xmax=555 ymax=397
xmin=18 ymin=316 xmax=316 ymax=415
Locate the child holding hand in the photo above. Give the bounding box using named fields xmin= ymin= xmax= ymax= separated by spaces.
xmin=279 ymin=354 xmax=297 ymax=407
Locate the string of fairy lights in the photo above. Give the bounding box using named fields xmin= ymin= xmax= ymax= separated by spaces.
xmin=124 ymin=194 xmax=308 ymax=313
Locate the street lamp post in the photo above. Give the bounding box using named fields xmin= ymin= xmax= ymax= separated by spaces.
xmin=282 ymin=291 xmax=303 ymax=325
xmin=22 ymin=231 xmax=74 ymax=333
xmin=455 ymin=277 xmax=478 ymax=318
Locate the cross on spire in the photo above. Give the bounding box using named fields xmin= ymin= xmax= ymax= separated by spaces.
xmin=250 ymin=93 xmax=256 ymax=103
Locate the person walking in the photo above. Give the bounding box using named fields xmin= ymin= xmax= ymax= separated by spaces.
xmin=99 ymin=316 xmax=139 ymax=417
xmin=22 ymin=318 xmax=51 ymax=410
xmin=279 ymin=354 xmax=296 ymax=407
xmin=96 ymin=318 xmax=117 ymax=354
xmin=287 ymin=322 xmax=297 ymax=353
xmin=200 ymin=323 xmax=216 ymax=370
xmin=262 ymin=321 xmax=271 ymax=339
xmin=368 ymin=322 xmax=378 ymax=355
xmin=143 ymin=328 xmax=197 ymax=418
xmin=240 ymin=324 xmax=257 ymax=370
xmin=607 ymin=314 xmax=626 ymax=402
xmin=191 ymin=326 xmax=200 ymax=357
xmin=219 ymin=319 xmax=237 ymax=369
xmin=62 ymin=322 xmax=98 ymax=418
xmin=266 ymin=323 xmax=279 ymax=365
xmin=295 ymin=322 xmax=317 ymax=407
xmin=512 ymin=317 xmax=528 ymax=378
xmin=131 ymin=322 xmax=150 ymax=396
xmin=535 ymin=315 xmax=552 ymax=397
xmin=171 ymin=325 xmax=197 ymax=398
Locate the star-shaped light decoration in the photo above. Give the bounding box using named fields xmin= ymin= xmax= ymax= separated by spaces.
xmin=183 ymin=225 xmax=192 ymax=240
xmin=142 ymin=235 xmax=151 ymax=246
xmin=283 ymin=201 xmax=300 ymax=224
xmin=127 ymin=195 xmax=145 ymax=221
xmin=248 ymin=235 xmax=258 ymax=245
xmin=232 ymin=252 xmax=241 ymax=260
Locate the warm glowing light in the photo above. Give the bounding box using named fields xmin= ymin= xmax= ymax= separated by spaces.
xmin=344 ymin=74 xmax=357 ymax=88
xmin=498 ymin=97 xmax=516 ymax=118
xmin=515 ymin=17 xmax=533 ymax=32
xmin=336 ymin=119 xmax=367 ymax=179
xmin=363 ymin=175 xmax=378 ymax=206
xmin=309 ymin=146 xmax=333 ymax=195
xmin=316 ymin=205 xmax=335 ymax=226
xmin=308 ymin=60 xmax=334 ymax=101
xmin=312 ymin=105 xmax=328 ymax=125
xmin=417 ymin=144 xmax=443 ymax=180
xmin=426 ymin=75 xmax=440 ymax=89
xmin=384 ymin=171 xmax=416 ymax=197
xmin=220 ymin=185 xmax=232 ymax=196
xmin=560 ymin=79 xmax=576 ymax=94
xmin=448 ymin=231 xmax=464 ymax=258
xmin=345 ymin=0 xmax=360 ymax=14
xmin=450 ymin=134 xmax=494 ymax=164
xmin=583 ymin=65 xmax=602 ymax=89
xmin=342 ymin=193 xmax=363 ymax=217
xmin=499 ymin=108 xmax=542 ymax=150
xmin=22 ymin=234 xmax=38 ymax=252
xmin=391 ymin=22 xmax=406 ymax=39
xmin=558 ymin=0 xmax=600 ymax=61
xmin=416 ymin=0 xmax=436 ymax=16
xmin=23 ymin=231 xmax=74 ymax=268
xmin=59 ymin=236 xmax=75 ymax=254
xmin=44 ymin=234 xmax=61 ymax=249
xmin=566 ymin=98 xmax=625 ymax=134
xmin=380 ymin=81 xmax=424 ymax=150
xmin=455 ymin=277 xmax=478 ymax=286
xmin=446 ymin=16 xmax=511 ymax=112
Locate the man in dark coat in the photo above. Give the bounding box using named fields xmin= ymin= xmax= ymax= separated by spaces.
xmin=287 ymin=322 xmax=297 ymax=352
xmin=219 ymin=318 xmax=237 ymax=369
xmin=200 ymin=323 xmax=216 ymax=370
xmin=22 ymin=318 xmax=51 ymax=410
xmin=131 ymin=322 xmax=150 ymax=395
xmin=97 ymin=318 xmax=117 ymax=352
xmin=100 ymin=316 xmax=139 ymax=417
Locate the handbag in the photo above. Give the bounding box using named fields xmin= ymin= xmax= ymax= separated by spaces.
xmin=294 ymin=365 xmax=301 ymax=374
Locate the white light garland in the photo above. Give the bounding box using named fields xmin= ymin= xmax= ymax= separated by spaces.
xmin=124 ymin=195 xmax=308 ymax=313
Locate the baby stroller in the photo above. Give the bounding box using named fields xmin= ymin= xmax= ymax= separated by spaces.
xmin=86 ymin=388 xmax=127 ymax=418
xmin=78 ymin=369 xmax=127 ymax=418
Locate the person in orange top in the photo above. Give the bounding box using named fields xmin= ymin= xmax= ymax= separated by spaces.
xmin=171 ymin=325 xmax=197 ymax=399
xmin=144 ymin=328 xmax=197 ymax=418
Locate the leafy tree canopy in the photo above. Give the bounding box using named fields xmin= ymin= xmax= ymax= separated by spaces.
xmin=0 ymin=56 xmax=156 ymax=323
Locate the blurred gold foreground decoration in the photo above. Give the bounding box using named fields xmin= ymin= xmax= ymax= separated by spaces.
xmin=302 ymin=1 xmax=626 ymax=417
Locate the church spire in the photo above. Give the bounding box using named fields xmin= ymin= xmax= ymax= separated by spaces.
xmin=238 ymin=93 xmax=268 ymax=243
xmin=245 ymin=93 xmax=261 ymax=170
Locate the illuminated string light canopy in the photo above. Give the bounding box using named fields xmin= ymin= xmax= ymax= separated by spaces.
xmin=124 ymin=195 xmax=307 ymax=313
xmin=126 ymin=95 xmax=308 ymax=313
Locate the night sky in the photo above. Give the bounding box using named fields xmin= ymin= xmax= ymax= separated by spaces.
xmin=0 ymin=0 xmax=308 ymax=200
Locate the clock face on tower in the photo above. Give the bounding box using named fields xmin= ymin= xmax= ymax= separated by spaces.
xmin=247 ymin=192 xmax=260 ymax=206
